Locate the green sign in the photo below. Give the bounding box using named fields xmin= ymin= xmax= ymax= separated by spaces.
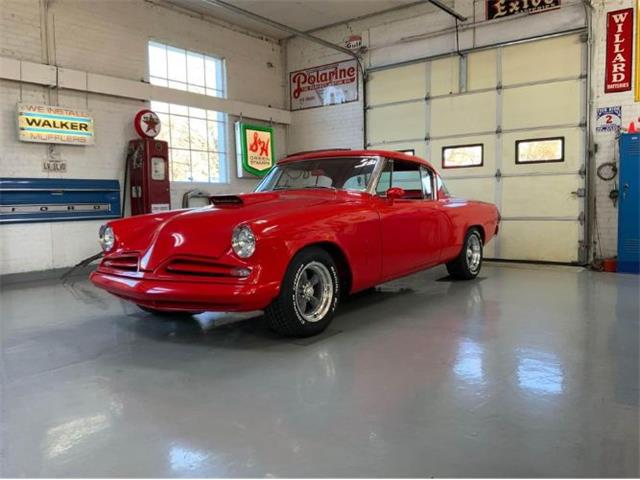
xmin=235 ymin=122 xmax=275 ymax=177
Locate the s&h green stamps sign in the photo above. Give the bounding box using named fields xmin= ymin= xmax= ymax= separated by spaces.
xmin=235 ymin=122 xmax=274 ymax=178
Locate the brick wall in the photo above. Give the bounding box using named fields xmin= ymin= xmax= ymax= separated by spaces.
xmin=0 ymin=0 xmax=286 ymax=275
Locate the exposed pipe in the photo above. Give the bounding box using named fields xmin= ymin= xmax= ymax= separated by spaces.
xmin=425 ymin=0 xmax=467 ymax=22
xmin=200 ymin=0 xmax=360 ymax=61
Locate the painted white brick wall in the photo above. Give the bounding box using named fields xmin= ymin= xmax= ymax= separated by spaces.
xmin=0 ymin=0 xmax=286 ymax=275
xmin=590 ymin=0 xmax=640 ymax=259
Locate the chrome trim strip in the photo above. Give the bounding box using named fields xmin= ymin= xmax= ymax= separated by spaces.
xmin=0 ymin=188 xmax=120 ymax=192
xmin=500 ymin=216 xmax=580 ymax=222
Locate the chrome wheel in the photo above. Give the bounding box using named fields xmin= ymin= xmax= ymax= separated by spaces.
xmin=294 ymin=261 xmax=334 ymax=323
xmin=466 ymin=234 xmax=482 ymax=273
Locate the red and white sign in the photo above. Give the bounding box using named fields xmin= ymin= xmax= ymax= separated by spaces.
xmin=290 ymin=60 xmax=358 ymax=111
xmin=345 ymin=35 xmax=363 ymax=51
xmin=605 ymin=8 xmax=634 ymax=93
xmin=134 ymin=109 xmax=161 ymax=138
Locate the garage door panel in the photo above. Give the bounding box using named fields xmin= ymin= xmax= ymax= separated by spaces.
xmin=430 ymin=135 xmax=496 ymax=177
xmin=368 ymin=102 xmax=426 ymax=144
xmin=502 ymin=35 xmax=583 ymax=85
xmin=431 ymin=92 xmax=496 ymax=137
xmin=430 ymin=57 xmax=460 ymax=96
xmin=501 ymin=176 xmax=582 ymax=217
xmin=368 ymin=63 xmax=426 ymax=105
xmin=501 ymin=128 xmax=583 ymax=174
xmin=498 ymin=221 xmax=580 ymax=262
xmin=468 ymin=50 xmax=497 ymax=91
xmin=444 ymin=178 xmax=495 ymax=204
xmin=484 ymin=236 xmax=497 ymax=258
xmin=366 ymin=34 xmax=586 ymax=264
xmin=503 ymin=80 xmax=582 ymax=130
xmin=369 ymin=141 xmax=427 ymax=158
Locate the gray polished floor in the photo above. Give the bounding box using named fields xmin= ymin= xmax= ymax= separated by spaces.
xmin=0 ymin=264 xmax=638 ymax=477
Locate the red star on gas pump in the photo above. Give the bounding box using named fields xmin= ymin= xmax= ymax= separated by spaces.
xmin=143 ymin=114 xmax=159 ymax=134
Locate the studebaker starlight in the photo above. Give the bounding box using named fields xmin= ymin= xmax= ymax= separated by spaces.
xmin=90 ymin=149 xmax=500 ymax=337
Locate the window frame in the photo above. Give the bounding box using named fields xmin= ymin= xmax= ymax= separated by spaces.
xmin=375 ymin=158 xmax=427 ymax=200
xmin=441 ymin=143 xmax=484 ymax=170
xmin=151 ymin=101 xmax=228 ymax=184
xmin=515 ymin=136 xmax=565 ymax=165
xmin=147 ymin=40 xmax=227 ymax=98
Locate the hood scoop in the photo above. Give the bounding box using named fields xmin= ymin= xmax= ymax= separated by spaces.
xmin=209 ymin=194 xmax=243 ymax=207
xmin=209 ymin=192 xmax=280 ymax=207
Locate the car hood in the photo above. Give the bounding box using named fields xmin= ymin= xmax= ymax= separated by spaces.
xmin=136 ymin=189 xmax=358 ymax=270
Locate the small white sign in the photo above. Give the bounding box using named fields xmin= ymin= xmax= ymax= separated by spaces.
xmin=151 ymin=203 xmax=170 ymax=213
xmin=345 ymin=35 xmax=362 ymax=51
xmin=596 ymin=106 xmax=622 ymax=133
xmin=43 ymin=159 xmax=67 ymax=172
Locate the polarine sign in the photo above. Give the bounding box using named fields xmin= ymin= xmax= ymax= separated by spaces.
xmin=18 ymin=104 xmax=95 ymax=145
xmin=290 ymin=60 xmax=358 ymax=111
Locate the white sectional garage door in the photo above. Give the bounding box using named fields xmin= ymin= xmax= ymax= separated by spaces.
xmin=366 ymin=34 xmax=587 ymax=263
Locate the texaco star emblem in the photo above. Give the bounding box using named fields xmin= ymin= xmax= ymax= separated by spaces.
xmin=143 ymin=114 xmax=159 ymax=134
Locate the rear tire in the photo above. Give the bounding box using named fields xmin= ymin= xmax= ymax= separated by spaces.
xmin=446 ymin=228 xmax=483 ymax=280
xmin=265 ymin=247 xmax=340 ymax=337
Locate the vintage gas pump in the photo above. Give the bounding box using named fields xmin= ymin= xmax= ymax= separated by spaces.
xmin=126 ymin=109 xmax=170 ymax=215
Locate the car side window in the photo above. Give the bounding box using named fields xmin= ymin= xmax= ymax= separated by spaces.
xmin=421 ymin=167 xmax=434 ymax=200
xmin=376 ymin=159 xmax=424 ymax=200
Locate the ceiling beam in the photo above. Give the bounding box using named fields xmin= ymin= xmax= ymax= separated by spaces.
xmin=200 ymin=0 xmax=360 ymax=61
xmin=425 ymin=0 xmax=467 ymax=22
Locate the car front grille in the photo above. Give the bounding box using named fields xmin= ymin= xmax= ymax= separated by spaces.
xmin=102 ymin=254 xmax=139 ymax=272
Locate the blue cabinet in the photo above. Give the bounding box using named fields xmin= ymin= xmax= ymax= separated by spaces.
xmin=617 ymin=134 xmax=640 ymax=274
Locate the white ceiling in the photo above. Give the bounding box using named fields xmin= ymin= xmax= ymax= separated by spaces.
xmin=165 ymin=0 xmax=426 ymax=39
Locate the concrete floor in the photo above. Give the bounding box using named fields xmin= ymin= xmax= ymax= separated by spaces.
xmin=0 ymin=264 xmax=638 ymax=477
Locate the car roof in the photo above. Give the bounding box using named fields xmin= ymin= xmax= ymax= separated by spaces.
xmin=278 ymin=149 xmax=439 ymax=173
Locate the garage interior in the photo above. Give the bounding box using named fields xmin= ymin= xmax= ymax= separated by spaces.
xmin=0 ymin=0 xmax=638 ymax=477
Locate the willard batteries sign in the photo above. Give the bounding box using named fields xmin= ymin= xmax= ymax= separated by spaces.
xmin=605 ymin=8 xmax=634 ymax=93
xmin=290 ymin=60 xmax=358 ymax=111
xmin=18 ymin=104 xmax=94 ymax=145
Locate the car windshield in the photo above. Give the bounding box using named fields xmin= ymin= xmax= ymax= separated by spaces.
xmin=255 ymin=157 xmax=379 ymax=193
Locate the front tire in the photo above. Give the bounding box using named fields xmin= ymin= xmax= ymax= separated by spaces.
xmin=446 ymin=228 xmax=483 ymax=280
xmin=265 ymin=247 xmax=340 ymax=337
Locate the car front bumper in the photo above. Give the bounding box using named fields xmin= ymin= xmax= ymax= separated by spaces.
xmin=90 ymin=271 xmax=280 ymax=312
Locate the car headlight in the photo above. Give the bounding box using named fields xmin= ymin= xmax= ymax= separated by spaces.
xmin=231 ymin=224 xmax=256 ymax=258
xmin=99 ymin=224 xmax=115 ymax=252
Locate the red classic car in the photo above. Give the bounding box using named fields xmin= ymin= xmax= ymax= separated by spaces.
xmin=90 ymin=150 xmax=499 ymax=337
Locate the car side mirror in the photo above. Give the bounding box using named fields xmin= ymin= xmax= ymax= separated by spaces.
xmin=386 ymin=187 xmax=405 ymax=200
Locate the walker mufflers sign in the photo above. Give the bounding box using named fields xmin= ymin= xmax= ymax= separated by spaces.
xmin=235 ymin=122 xmax=274 ymax=178
xmin=605 ymin=8 xmax=634 ymax=93
xmin=18 ymin=104 xmax=94 ymax=145
xmin=290 ymin=60 xmax=358 ymax=111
